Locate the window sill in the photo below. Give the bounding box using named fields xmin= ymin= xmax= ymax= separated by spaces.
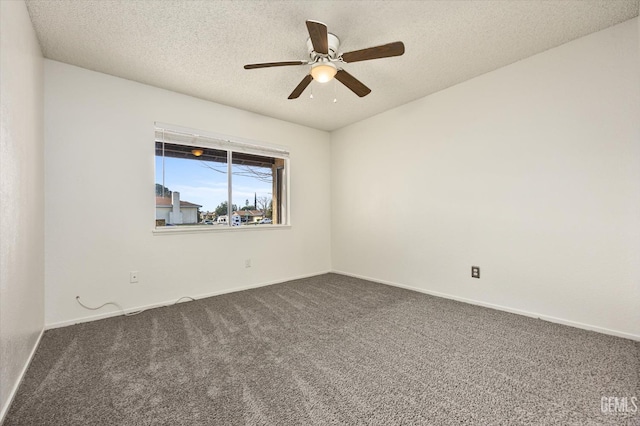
xmin=152 ymin=224 xmax=291 ymax=236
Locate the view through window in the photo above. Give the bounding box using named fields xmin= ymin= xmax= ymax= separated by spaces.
xmin=155 ymin=127 xmax=289 ymax=228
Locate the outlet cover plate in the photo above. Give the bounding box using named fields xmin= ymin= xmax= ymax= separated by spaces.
xmin=471 ymin=266 xmax=480 ymax=279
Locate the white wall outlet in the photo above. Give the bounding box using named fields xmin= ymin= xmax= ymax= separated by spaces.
xmin=245 ymin=259 xmax=251 ymax=268
xmin=130 ymin=271 xmax=139 ymax=283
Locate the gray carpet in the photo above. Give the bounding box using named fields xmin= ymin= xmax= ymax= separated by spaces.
xmin=4 ymin=273 xmax=639 ymax=425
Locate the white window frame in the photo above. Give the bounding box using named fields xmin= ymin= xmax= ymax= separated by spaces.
xmin=153 ymin=122 xmax=290 ymax=234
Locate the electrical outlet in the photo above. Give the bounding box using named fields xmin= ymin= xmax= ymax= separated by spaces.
xmin=130 ymin=271 xmax=139 ymax=283
xmin=245 ymin=259 xmax=251 ymax=268
xmin=471 ymin=266 xmax=480 ymax=279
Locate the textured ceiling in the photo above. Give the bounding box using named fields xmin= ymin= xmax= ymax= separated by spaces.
xmin=25 ymin=0 xmax=639 ymax=131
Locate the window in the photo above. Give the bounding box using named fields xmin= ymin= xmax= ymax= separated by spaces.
xmin=154 ymin=125 xmax=289 ymax=230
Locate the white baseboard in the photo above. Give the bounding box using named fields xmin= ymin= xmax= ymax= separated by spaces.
xmin=45 ymin=270 xmax=331 ymax=330
xmin=332 ymin=270 xmax=640 ymax=342
xmin=0 ymin=327 xmax=44 ymax=425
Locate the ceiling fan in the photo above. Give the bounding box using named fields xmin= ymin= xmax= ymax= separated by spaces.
xmin=244 ymin=20 xmax=405 ymax=99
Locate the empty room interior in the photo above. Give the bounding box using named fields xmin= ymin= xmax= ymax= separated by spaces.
xmin=1 ymin=1 xmax=639 ymax=424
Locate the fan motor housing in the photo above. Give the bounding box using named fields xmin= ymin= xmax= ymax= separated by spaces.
xmin=307 ymin=33 xmax=340 ymax=61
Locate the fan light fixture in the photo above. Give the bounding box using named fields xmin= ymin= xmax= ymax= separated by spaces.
xmin=244 ymin=20 xmax=405 ymax=99
xmin=191 ymin=149 xmax=203 ymax=157
xmin=310 ymin=62 xmax=337 ymax=83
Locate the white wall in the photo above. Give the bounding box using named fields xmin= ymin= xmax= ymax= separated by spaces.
xmin=44 ymin=60 xmax=331 ymax=327
xmin=331 ymin=18 xmax=640 ymax=339
xmin=0 ymin=0 xmax=45 ymax=419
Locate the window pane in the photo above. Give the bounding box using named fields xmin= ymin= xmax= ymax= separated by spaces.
xmin=154 ymin=126 xmax=290 ymax=230
xmin=231 ymin=152 xmax=276 ymax=225
xmin=155 ymin=142 xmax=228 ymax=227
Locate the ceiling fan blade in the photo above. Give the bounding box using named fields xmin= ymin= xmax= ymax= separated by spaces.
xmin=244 ymin=61 xmax=307 ymax=70
xmin=334 ymin=69 xmax=371 ymax=97
xmin=306 ymin=20 xmax=328 ymax=55
xmin=288 ymin=74 xmax=313 ymax=99
xmin=341 ymin=41 xmax=405 ymax=63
